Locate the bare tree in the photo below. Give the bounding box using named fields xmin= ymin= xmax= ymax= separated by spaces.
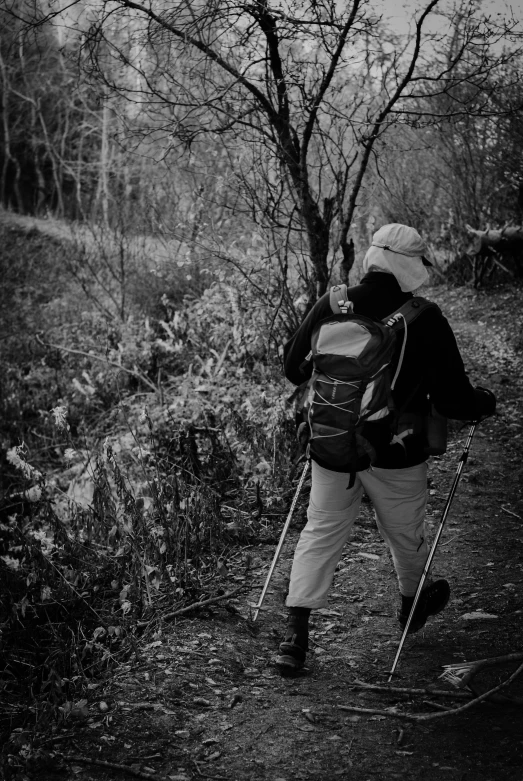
xmin=369 ymin=48 xmax=523 ymax=278
xmin=6 ymin=0 xmax=523 ymax=300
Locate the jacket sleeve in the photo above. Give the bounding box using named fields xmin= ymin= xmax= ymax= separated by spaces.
xmin=421 ymin=310 xmax=495 ymax=421
xmin=283 ymin=294 xmax=332 ymax=386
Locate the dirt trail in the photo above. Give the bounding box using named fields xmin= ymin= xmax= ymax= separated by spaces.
xmin=33 ymin=286 xmax=523 ymax=781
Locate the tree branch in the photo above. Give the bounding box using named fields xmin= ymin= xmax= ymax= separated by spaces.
xmin=301 ymin=0 xmax=362 ymax=164
xmin=35 ymin=335 xmax=158 ymax=393
xmin=340 ymin=0 xmax=440 ymax=245
xmin=162 ymin=584 xmax=246 ymax=620
xmin=339 ymin=657 xmax=523 ymax=721
xmin=65 ymin=755 xmax=166 ymax=780
xmin=115 ymin=0 xmax=278 ymax=122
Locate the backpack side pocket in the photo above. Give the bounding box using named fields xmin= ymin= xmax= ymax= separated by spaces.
xmin=424 ymin=405 xmax=447 ymax=455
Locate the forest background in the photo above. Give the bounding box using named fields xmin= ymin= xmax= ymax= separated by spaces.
xmin=1 ymin=0 xmax=523 ymax=772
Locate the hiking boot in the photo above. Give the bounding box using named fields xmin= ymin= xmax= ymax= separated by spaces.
xmin=397 ymin=579 xmax=450 ymax=634
xmin=275 ymin=607 xmax=310 ymax=671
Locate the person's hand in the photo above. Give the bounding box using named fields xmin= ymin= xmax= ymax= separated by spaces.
xmin=474 ymin=386 xmax=496 ymax=419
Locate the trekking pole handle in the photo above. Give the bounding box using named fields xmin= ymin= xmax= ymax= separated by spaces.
xmin=252 ymin=459 xmax=310 ymax=622
xmin=387 ymin=421 xmax=478 ymax=681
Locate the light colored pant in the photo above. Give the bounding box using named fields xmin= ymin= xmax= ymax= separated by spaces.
xmin=286 ymin=461 xmax=429 ymax=609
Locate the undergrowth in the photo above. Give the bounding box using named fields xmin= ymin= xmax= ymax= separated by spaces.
xmin=0 ymin=394 xmax=297 ymax=758
xmin=0 ymin=227 xmax=299 ymax=767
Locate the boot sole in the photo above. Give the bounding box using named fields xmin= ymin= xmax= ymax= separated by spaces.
xmin=398 ymin=584 xmax=451 ymax=633
xmin=275 ymin=653 xmax=304 ymax=671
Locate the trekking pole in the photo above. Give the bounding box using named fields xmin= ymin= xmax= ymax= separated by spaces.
xmin=387 ymin=422 xmax=478 ymax=681
xmin=252 ymin=458 xmax=310 ymax=622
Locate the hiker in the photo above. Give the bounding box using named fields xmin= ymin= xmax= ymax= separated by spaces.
xmin=277 ymin=223 xmax=496 ymax=671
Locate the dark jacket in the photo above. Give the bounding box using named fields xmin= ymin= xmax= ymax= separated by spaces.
xmin=284 ymin=272 xmax=492 ymax=469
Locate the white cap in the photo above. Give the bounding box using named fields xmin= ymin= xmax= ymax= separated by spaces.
xmin=363 ymin=223 xmax=431 ymax=292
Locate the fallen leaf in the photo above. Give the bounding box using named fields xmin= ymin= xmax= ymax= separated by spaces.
xmin=461 ymin=612 xmax=498 ymax=620
xmin=61 ymin=700 xmax=89 ymax=721
xmin=316 ymin=609 xmax=342 ymax=616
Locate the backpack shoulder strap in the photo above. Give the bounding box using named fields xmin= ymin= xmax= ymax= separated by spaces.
xmin=385 ymin=297 xmax=441 ymax=391
xmin=329 ymin=284 xmax=351 ymax=314
xmin=383 ymin=296 xmax=441 ymax=328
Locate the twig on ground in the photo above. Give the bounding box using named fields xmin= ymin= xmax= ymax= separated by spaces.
xmin=339 ymin=704 xmax=418 ymax=721
xmin=130 ymin=636 xmax=144 ymax=664
xmin=354 ymin=679 xmax=523 ymax=706
xmin=440 ymin=535 xmax=461 ymax=547
xmin=441 ymin=652 xmax=523 ymax=689
xmin=351 ymin=681 xmax=472 ymax=699
xmin=162 ymin=584 xmax=246 ymax=621
xmin=192 ymin=759 xmax=227 ymax=780
xmin=41 ymin=732 xmax=76 ymax=745
xmin=117 ymin=701 xmax=170 ymax=711
xmin=501 ymin=506 xmax=522 ymax=520
xmin=65 ymin=755 xmax=166 ymax=779
xmin=340 ymin=658 xmax=523 ymax=721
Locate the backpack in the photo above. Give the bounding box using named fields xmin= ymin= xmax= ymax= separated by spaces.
xmin=302 ymin=284 xmax=438 ymax=481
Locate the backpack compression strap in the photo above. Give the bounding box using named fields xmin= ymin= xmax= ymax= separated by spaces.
xmin=383 ymin=296 xmax=440 ymax=328
xmin=329 ymin=284 xmax=350 ymax=314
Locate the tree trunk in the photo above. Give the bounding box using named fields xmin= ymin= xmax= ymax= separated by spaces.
xmin=465 ymin=225 xmax=523 ymax=254
xmin=96 ymin=96 xmax=111 ymax=226
xmin=340 ymin=239 xmax=355 ymax=285
xmin=304 ymin=209 xmax=330 ymax=301
xmin=464 ymin=224 xmax=523 ymax=282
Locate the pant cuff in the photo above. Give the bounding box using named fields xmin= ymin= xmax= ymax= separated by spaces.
xmin=286 ymin=598 xmax=325 ymax=609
